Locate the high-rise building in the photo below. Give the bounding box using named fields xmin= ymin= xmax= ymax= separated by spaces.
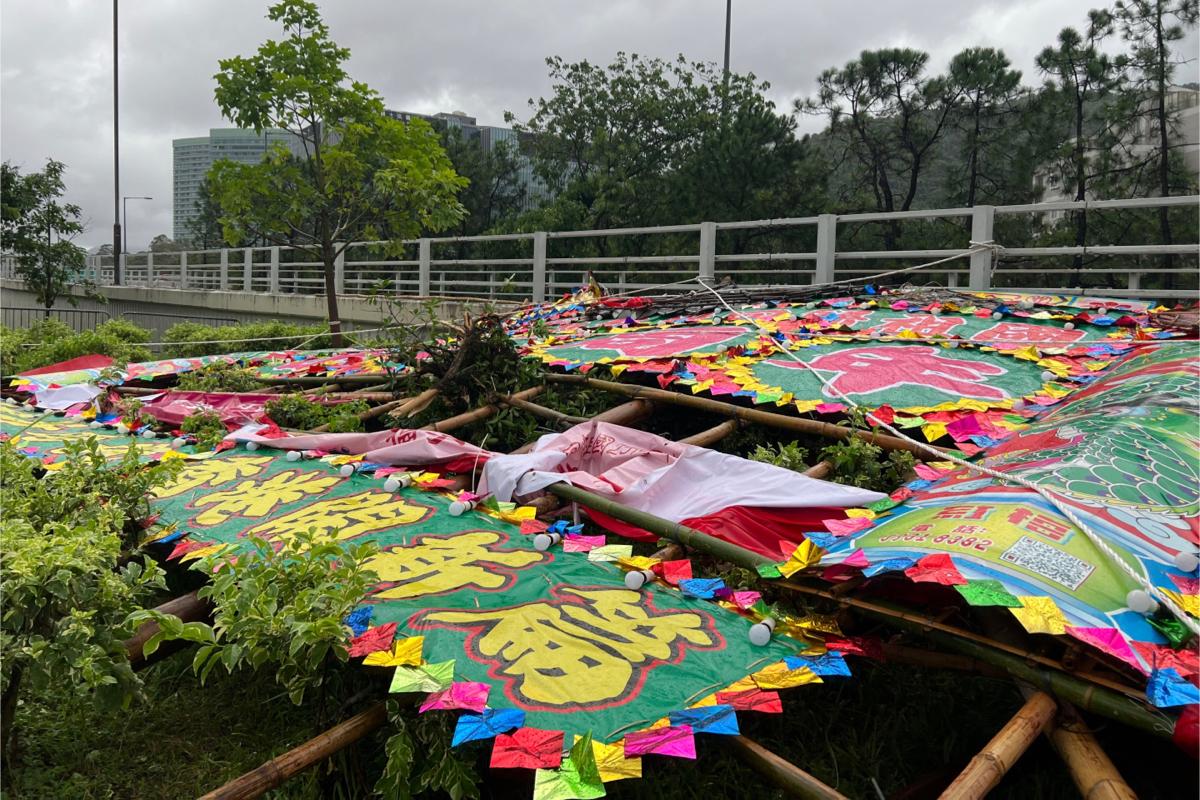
xmin=384 ymin=110 xmax=551 ymax=210
xmin=172 ymin=128 xmax=294 ymax=242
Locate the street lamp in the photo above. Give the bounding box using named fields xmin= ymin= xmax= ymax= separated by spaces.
xmin=122 ymin=196 xmax=152 ymax=254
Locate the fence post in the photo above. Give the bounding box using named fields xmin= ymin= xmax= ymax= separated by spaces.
xmin=532 ymin=231 xmax=547 ymax=303
xmin=219 ymin=249 xmax=229 ymax=291
xmin=334 ymin=244 xmax=346 ymax=295
xmin=178 ymin=252 xmax=187 ymax=289
xmin=269 ymin=247 xmax=280 ymax=294
xmin=146 ymin=252 xmax=154 ymax=285
xmin=815 ymin=213 xmax=837 ymax=285
xmin=1128 ymin=272 xmax=1140 ymax=292
xmin=698 ymin=221 xmax=716 ymax=282
xmin=969 ymin=205 xmax=995 ymax=291
xmin=243 ymin=248 xmax=253 ymax=291
xmin=418 ymin=239 xmax=431 ymax=296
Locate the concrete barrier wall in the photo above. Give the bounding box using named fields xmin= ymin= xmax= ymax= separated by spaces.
xmin=0 ymin=279 xmax=517 ymax=339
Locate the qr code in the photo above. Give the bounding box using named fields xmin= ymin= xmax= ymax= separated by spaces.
xmin=1000 ymin=536 xmax=1094 ymax=590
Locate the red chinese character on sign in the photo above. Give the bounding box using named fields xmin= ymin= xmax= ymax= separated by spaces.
xmin=971 ymin=322 xmax=1086 ymax=346
xmin=910 ymin=524 xmax=934 ymax=533
xmin=1006 ymin=508 xmax=1072 ymax=541
xmin=870 ymin=315 xmax=965 ymax=338
xmin=952 ymin=524 xmax=990 ymax=536
xmin=934 ymin=505 xmax=993 ymax=521
xmin=800 ymin=346 xmax=1010 ymax=401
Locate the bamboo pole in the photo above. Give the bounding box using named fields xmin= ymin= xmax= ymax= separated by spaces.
xmin=501 ymin=394 xmax=589 ymax=428
xmin=125 ymin=590 xmax=212 ymax=666
xmin=507 ymin=400 xmax=653 ymax=455
xmin=390 ymin=387 xmax=440 ymax=420
xmin=1041 ymin=701 xmax=1137 ymax=800
xmin=777 ymin=581 xmax=1168 ymax=737
xmin=725 ymin=735 xmax=849 ymax=799
xmin=939 ymin=692 xmax=1057 ymax=799
xmin=879 ymin=643 xmax=1006 ymax=678
xmin=588 ymin=398 xmax=655 ymax=425
xmin=545 ymin=482 xmax=772 ymax=569
xmin=680 ymin=419 xmax=739 ymax=447
xmin=543 ymin=373 xmax=949 ymax=460
xmin=421 ymin=386 xmax=544 ymax=433
xmin=802 ymin=460 xmax=833 ymax=479
xmin=198 ymin=703 xmax=389 ymax=800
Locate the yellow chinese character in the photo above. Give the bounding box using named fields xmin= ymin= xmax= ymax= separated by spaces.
xmin=420 ymin=588 xmax=716 ymax=707
xmin=365 ymin=531 xmax=545 ymax=600
xmin=154 ymin=456 xmax=273 ymax=498
xmin=189 ymin=469 xmax=341 ymax=526
xmin=44 ymin=439 xmax=174 ymax=462
xmin=243 ymin=491 xmax=430 ymax=543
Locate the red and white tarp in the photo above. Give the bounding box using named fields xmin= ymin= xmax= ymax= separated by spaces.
xmin=481 ymin=421 xmax=885 ymax=558
xmin=229 ymin=426 xmax=493 ymax=474
xmin=140 ymin=391 xmax=279 ymax=427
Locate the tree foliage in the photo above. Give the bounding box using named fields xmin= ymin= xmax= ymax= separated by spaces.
xmin=209 ymin=0 xmax=467 ymax=344
xmin=0 ymin=438 xmax=180 ymax=761
xmin=0 ymin=160 xmax=89 ymax=312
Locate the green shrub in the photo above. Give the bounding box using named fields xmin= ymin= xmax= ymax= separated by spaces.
xmin=175 ymin=361 xmax=263 ymax=393
xmin=0 ymin=438 xmax=180 ymax=759
xmin=133 ymin=531 xmax=379 ymax=706
xmin=747 ymin=441 xmax=810 ymax=473
xmin=264 ymin=394 xmax=366 ymax=432
xmin=162 ymin=320 xmax=331 ymax=358
xmin=180 ymin=410 xmax=227 ymax=450
xmin=748 ymin=430 xmax=915 ymax=494
xmin=0 ymin=319 xmax=153 ymax=374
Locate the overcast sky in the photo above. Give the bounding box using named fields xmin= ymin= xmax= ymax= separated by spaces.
xmin=2 ymin=0 xmax=1196 ymax=250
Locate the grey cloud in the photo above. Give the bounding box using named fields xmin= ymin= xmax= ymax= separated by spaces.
xmin=2 ymin=0 xmax=1195 ymax=249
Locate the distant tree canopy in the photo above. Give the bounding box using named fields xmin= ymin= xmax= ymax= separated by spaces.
xmin=0 ymin=159 xmax=89 ymax=312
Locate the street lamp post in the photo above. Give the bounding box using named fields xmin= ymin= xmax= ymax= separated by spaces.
xmin=113 ymin=0 xmax=121 ymax=284
xmin=122 ymin=196 xmax=152 ymax=254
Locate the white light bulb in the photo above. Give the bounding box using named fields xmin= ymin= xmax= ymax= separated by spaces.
xmin=1126 ymin=589 xmax=1159 ymax=615
xmin=1019 ymin=300 xmax=1034 ymax=310
xmin=749 ymin=617 xmax=777 ymax=647
xmin=533 ymin=532 xmax=562 ymax=551
xmin=285 ymin=449 xmax=302 ymax=462
xmin=929 ymin=307 xmax=941 ymax=315
xmin=624 ymin=569 xmax=655 ymax=590
xmin=1011 ymin=399 xmax=1026 ymax=411
xmin=384 ymin=475 xmax=412 ymax=493
xmin=1041 ymin=370 xmax=1056 ymax=382
xmin=449 ymin=499 xmax=477 ymax=516
xmin=3 ymin=398 xmax=13 ymax=405
xmin=172 ymin=437 xmax=186 ymax=449
xmin=89 ymin=421 xmax=103 ymax=429
xmin=991 ymin=311 xmax=1003 ymax=320
xmin=1174 ymin=550 xmax=1200 ymax=573
xmin=339 ymin=464 xmax=356 ymax=478
xmin=116 ymin=422 xmax=129 ymax=434
xmin=245 ymin=441 xmax=259 ymax=451
xmin=141 ymin=429 xmax=156 ymax=439
xmin=1063 ymin=322 xmax=1075 ymax=331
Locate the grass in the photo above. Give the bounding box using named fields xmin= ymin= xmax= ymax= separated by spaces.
xmin=7 ymin=641 xmax=1191 ymax=799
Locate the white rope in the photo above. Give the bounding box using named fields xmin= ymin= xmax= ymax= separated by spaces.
xmin=695 ymin=277 xmax=1200 ymax=636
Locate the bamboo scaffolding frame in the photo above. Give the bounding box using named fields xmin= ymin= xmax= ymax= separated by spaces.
xmin=420 ymin=386 xmax=544 ymax=433
xmin=726 ymin=734 xmax=849 ymax=799
xmin=508 ymin=399 xmax=654 ymax=454
xmin=500 ymin=394 xmax=589 ymax=427
xmin=778 ymin=581 xmax=1167 ymax=736
xmin=543 ymin=373 xmax=950 ymax=459
xmin=198 ymin=703 xmax=389 ymax=800
xmin=680 ymin=418 xmax=739 ymax=447
xmin=125 ymin=590 xmax=211 ymax=667
xmin=939 ymin=692 xmax=1057 ymax=799
xmin=802 ymin=460 xmax=833 ymax=479
xmin=1039 ymin=700 xmax=1137 ymax=800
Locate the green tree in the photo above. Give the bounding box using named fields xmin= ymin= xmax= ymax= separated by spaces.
xmin=0 ymin=439 xmax=181 ymax=764
xmin=0 ymin=160 xmax=89 ymax=314
xmin=803 ymin=49 xmax=961 ymax=247
xmin=1036 ymin=11 xmax=1120 ymax=269
xmin=946 ymin=48 xmax=1026 ymax=206
xmin=1112 ymin=0 xmax=1200 ymax=275
xmin=209 ymin=0 xmax=467 ymax=345
xmin=442 ymin=129 xmax=527 ymax=236
xmin=147 ymin=234 xmax=183 ymax=253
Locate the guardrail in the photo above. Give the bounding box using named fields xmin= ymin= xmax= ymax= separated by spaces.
xmin=7 ymin=196 xmax=1197 ymax=301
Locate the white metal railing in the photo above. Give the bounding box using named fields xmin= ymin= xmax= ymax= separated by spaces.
xmin=14 ymin=195 xmax=1195 ymax=302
